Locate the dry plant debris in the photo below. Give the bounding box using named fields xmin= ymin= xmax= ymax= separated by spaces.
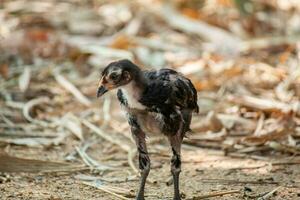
xmin=0 ymin=0 xmax=300 ymax=199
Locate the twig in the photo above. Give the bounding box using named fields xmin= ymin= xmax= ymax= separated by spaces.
xmin=200 ymin=178 xmax=279 ymax=185
xmin=82 ymin=181 xmax=131 ymax=200
xmin=227 ymin=164 xmax=269 ymax=170
xmin=189 ymin=189 xmax=240 ymax=200
xmin=257 ymin=186 xmax=282 ymax=200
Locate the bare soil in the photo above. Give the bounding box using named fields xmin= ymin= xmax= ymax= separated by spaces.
xmin=1 ymin=140 xmax=299 ymax=200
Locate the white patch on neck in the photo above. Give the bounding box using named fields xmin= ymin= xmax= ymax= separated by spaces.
xmin=120 ymin=81 xmax=146 ymax=110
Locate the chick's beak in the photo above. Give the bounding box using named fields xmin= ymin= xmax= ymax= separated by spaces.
xmin=97 ymin=77 xmax=109 ymax=98
xmin=97 ymin=85 xmax=108 ymax=98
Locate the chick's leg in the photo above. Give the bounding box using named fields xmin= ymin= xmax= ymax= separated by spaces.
xmin=169 ymin=134 xmax=182 ymax=200
xmin=132 ymin=128 xmax=150 ymax=200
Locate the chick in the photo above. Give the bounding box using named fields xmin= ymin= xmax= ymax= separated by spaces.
xmin=97 ymin=59 xmax=198 ymax=200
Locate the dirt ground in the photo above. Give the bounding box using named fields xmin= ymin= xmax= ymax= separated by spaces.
xmin=1 ymin=139 xmax=300 ymax=200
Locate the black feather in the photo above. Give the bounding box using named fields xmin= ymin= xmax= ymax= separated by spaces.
xmin=111 ymin=63 xmax=198 ymax=136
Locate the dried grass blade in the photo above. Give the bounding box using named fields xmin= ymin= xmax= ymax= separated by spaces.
xmin=82 ymin=119 xmax=130 ymax=152
xmin=82 ymin=119 xmax=138 ymax=174
xmin=19 ymin=67 xmax=31 ymax=92
xmin=82 ymin=181 xmax=130 ymax=200
xmin=53 ymin=70 xmax=91 ymax=106
xmin=189 ymin=189 xmax=240 ymax=200
xmin=75 ymin=146 xmax=113 ymax=171
xmin=23 ymin=97 xmax=50 ymax=126
xmin=63 ymin=113 xmax=84 ymax=141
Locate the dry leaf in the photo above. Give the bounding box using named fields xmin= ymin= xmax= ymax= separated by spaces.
xmin=110 ymin=35 xmax=133 ymax=50
xmin=0 ymin=63 xmax=9 ymax=79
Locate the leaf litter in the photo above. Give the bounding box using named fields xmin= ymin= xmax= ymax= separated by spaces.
xmin=0 ymin=0 xmax=300 ymax=199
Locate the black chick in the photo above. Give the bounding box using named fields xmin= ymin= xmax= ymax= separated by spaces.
xmin=97 ymin=59 xmax=198 ymax=200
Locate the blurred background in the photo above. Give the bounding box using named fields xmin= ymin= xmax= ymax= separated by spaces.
xmin=0 ymin=0 xmax=300 ymax=199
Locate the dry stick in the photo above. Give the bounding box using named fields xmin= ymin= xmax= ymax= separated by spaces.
xmin=227 ymin=164 xmax=269 ymax=170
xmin=82 ymin=181 xmax=130 ymax=200
xmin=53 ymin=70 xmax=91 ymax=106
xmin=200 ymin=178 xmax=279 ymax=185
xmin=82 ymin=119 xmax=139 ymax=174
xmin=41 ymin=166 xmax=89 ymax=173
xmin=98 ymin=185 xmax=135 ymax=197
xmin=189 ymin=190 xmax=240 ymax=200
xmin=257 ymin=186 xmax=282 ymax=200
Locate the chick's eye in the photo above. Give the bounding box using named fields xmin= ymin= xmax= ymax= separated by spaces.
xmin=110 ymin=73 xmax=118 ymax=80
